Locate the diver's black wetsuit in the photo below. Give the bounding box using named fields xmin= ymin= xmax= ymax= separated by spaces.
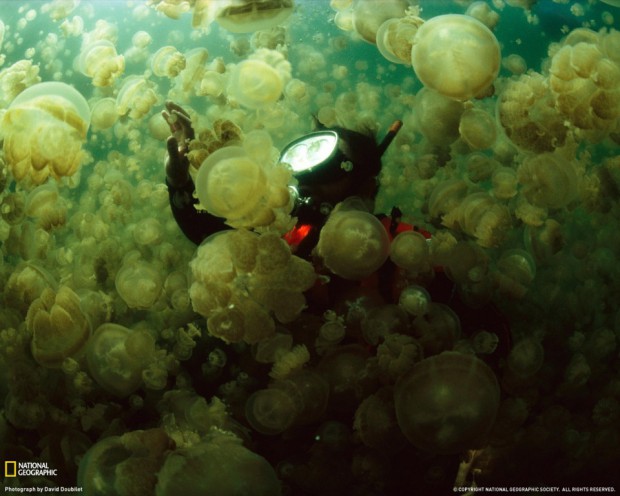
xmin=166 ymin=121 xmax=401 ymax=253
xmin=166 ymin=177 xmax=230 ymax=245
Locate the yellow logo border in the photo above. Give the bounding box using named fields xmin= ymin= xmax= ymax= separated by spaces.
xmin=5 ymin=460 xmax=17 ymax=477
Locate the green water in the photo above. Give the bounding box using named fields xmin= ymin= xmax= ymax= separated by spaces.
xmin=1 ymin=0 xmax=620 ymax=494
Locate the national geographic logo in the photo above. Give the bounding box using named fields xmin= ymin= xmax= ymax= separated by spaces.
xmin=4 ymin=461 xmax=57 ymax=477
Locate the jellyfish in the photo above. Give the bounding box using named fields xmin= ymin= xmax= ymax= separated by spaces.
xmin=502 ymin=53 xmax=527 ymax=75
xmin=78 ymin=40 xmax=125 ymax=87
xmin=115 ymin=259 xmax=163 ymax=310
xmin=228 ymin=48 xmax=291 ymax=109
xmin=375 ymin=14 xmax=424 ymax=65
xmin=465 ymin=1 xmax=499 ymax=30
xmin=78 ymin=429 xmax=173 ymax=496
xmin=458 ymin=107 xmax=497 ymax=150
xmin=26 ymin=286 xmax=91 ymax=368
xmin=316 ymin=205 xmax=390 ymax=280
xmin=174 ymin=47 xmax=209 ymax=96
xmin=90 ymin=97 xmax=118 ymax=131
xmin=87 ymin=323 xmax=155 ymax=397
xmin=214 ymin=0 xmax=294 ymax=34
xmin=0 ymin=59 xmax=41 ymax=108
xmin=411 ymin=14 xmax=501 ymax=101
xmin=498 ymin=71 xmax=567 ymax=153
xmin=394 ymin=351 xmax=500 ymax=454
xmin=151 ymin=46 xmax=186 ymax=78
xmin=390 ymin=230 xmax=431 ymax=276
xmin=116 ymin=76 xmax=158 ymax=120
xmin=194 ymin=131 xmax=292 ymax=229
xmin=156 ymin=431 xmax=281 ymax=496
xmin=549 ymin=29 xmax=620 ymax=134
xmin=1 ymin=81 xmax=90 ymax=185
xmin=413 ymin=87 xmax=465 ymax=146
xmin=351 ymin=0 xmax=410 ymax=44
xmin=517 ymin=150 xmax=579 ymax=209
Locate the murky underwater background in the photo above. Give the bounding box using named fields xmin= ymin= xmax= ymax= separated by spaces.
xmin=1 ymin=0 xmax=620 ymax=494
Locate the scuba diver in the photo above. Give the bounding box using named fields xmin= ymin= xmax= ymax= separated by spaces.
xmin=162 ymin=100 xmax=402 ymax=257
xmin=162 ymin=101 xmax=511 ymax=368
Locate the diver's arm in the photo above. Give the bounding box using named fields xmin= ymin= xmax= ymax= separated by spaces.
xmin=165 ymin=173 xmax=230 ymax=245
xmin=162 ymin=102 xmax=230 ymax=245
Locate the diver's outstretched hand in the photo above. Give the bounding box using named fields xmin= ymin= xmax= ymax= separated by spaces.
xmin=162 ymin=101 xmax=194 ymax=188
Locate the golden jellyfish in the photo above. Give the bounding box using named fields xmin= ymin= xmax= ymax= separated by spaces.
xmin=148 ymin=112 xmax=170 ymax=141
xmin=465 ymin=1 xmax=499 ymax=30
xmin=549 ymin=29 xmax=620 ymax=134
xmin=502 ymin=53 xmax=527 ymax=75
xmin=26 ymin=286 xmax=91 ymax=369
xmin=116 ymin=76 xmax=158 ymax=120
xmin=151 ymin=46 xmax=186 ymax=78
xmin=175 ymin=47 xmax=209 ymax=96
xmin=351 ymin=0 xmax=410 ymax=44
xmin=78 ymin=40 xmax=125 ymax=87
xmin=316 ymin=205 xmax=390 ymax=280
xmin=451 ymin=192 xmax=512 ymax=248
xmin=389 ymin=230 xmax=431 ymax=276
xmin=375 ymin=15 xmax=424 ymax=65
xmin=492 ymin=166 xmax=518 ymax=200
xmin=194 ymin=131 xmax=292 ymax=229
xmin=251 ymin=26 xmax=287 ymax=50
xmin=155 ymin=432 xmax=281 ymax=496
xmin=428 ymin=179 xmax=469 ymax=222
xmin=0 ymin=59 xmax=41 ymax=108
xmin=517 ymin=151 xmax=579 ymax=209
xmin=86 ymin=323 xmax=155 ymax=397
xmin=25 ymin=182 xmax=68 ymax=231
xmin=44 ymin=0 xmax=80 ymax=21
xmin=399 ymin=285 xmax=431 ymax=317
xmin=394 ymin=351 xmax=500 ymax=454
xmin=78 ymin=429 xmax=173 ymax=496
xmin=150 ymin=0 xmax=191 ymax=20
xmin=115 ymin=259 xmax=163 ymax=310
xmin=90 ymin=97 xmax=118 ymax=131
xmin=498 ymin=71 xmax=567 ymax=153
xmin=334 ymin=8 xmax=354 ymax=32
xmin=494 ymin=249 xmax=537 ymax=299
xmin=411 ymin=14 xmax=501 ymax=101
xmin=413 ymin=88 xmax=465 ymax=146
xmin=132 ymin=30 xmax=152 ymax=49
xmin=1 ymin=81 xmax=90 ymax=185
xmin=228 ymin=48 xmax=291 ymax=109
xmin=458 ymin=107 xmax=497 ymax=150
xmin=215 ymin=0 xmax=294 ymax=34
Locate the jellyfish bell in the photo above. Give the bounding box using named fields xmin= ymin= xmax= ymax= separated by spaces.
xmin=411 ymin=14 xmax=501 ymax=101
xmin=196 ymin=146 xmax=267 ymax=220
xmin=194 ymin=139 xmax=291 ymax=229
xmin=8 ymin=80 xmax=90 ymax=132
xmin=351 ymin=0 xmax=410 ymax=44
xmin=90 ymin=97 xmax=118 ymax=131
xmin=151 ymin=45 xmax=186 ymax=79
xmin=375 ymin=15 xmax=424 ymax=65
xmin=228 ymin=49 xmax=291 ymax=109
xmin=394 ymin=351 xmax=500 ymax=454
xmin=316 ymin=205 xmax=390 ymax=280
xmin=78 ymin=39 xmax=125 ymax=87
xmin=115 ymin=75 xmax=158 ymax=120
xmin=2 ymin=81 xmax=90 ymax=184
xmin=214 ymin=0 xmax=294 ymax=34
